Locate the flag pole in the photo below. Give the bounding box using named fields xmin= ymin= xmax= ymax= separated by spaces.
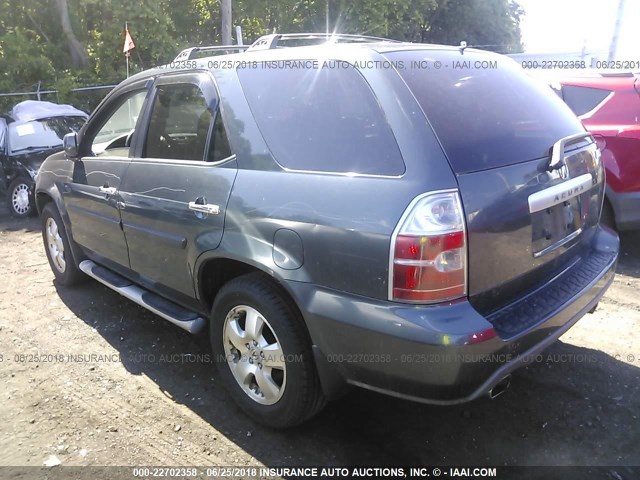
xmin=125 ymin=22 xmax=130 ymax=78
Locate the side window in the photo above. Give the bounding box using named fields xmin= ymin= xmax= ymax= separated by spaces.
xmin=209 ymin=112 xmax=232 ymax=162
xmin=561 ymin=85 xmax=611 ymax=117
xmin=0 ymin=119 xmax=6 ymax=154
xmin=144 ymin=83 xmax=214 ymax=161
xmin=92 ymin=89 xmax=147 ymax=156
xmin=237 ymin=63 xmax=404 ymax=176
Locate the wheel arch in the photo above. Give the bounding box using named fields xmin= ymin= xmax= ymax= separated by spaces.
xmin=199 ymin=254 xmax=348 ymax=403
xmin=35 ymin=190 xmax=54 ymax=215
xmin=3 ymin=162 xmax=30 ymax=188
xmin=196 ymin=254 xmax=304 ymax=316
xmin=601 ymin=193 xmax=617 ymax=229
xmin=36 ymin=189 xmax=86 ymax=266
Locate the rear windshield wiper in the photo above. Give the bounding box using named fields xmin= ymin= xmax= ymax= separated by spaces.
xmin=10 ymin=145 xmax=60 ymax=154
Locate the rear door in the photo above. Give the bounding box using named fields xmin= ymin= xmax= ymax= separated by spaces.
xmin=64 ymin=85 xmax=149 ymax=267
xmin=119 ymin=72 xmax=237 ymax=304
xmin=386 ymin=50 xmax=605 ymax=312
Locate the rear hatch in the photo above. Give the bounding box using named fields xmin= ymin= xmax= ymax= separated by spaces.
xmin=386 ymin=49 xmax=605 ymax=313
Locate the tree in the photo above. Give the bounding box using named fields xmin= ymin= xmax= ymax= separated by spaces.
xmin=221 ymin=0 xmax=232 ymax=45
xmin=0 ymin=0 xmax=524 ymax=112
xmin=424 ymin=0 xmax=524 ymax=53
xmin=54 ymin=0 xmax=89 ymax=68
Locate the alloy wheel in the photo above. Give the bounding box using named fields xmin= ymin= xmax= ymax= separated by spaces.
xmin=45 ymin=217 xmax=66 ymax=273
xmin=11 ymin=183 xmax=30 ymax=215
xmin=222 ymin=305 xmax=286 ymax=405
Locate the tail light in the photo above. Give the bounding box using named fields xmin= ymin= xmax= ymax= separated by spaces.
xmin=389 ymin=190 xmax=467 ymax=303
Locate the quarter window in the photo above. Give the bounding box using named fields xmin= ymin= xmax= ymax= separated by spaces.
xmin=237 ymin=63 xmax=404 ymax=175
xmin=209 ymin=112 xmax=232 ymax=162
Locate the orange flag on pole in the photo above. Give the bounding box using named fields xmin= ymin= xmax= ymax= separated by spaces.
xmin=123 ymin=25 xmax=135 ymax=56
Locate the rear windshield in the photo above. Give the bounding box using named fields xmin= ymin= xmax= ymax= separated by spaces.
xmin=237 ymin=63 xmax=404 ymax=176
xmin=386 ymin=50 xmax=584 ymax=174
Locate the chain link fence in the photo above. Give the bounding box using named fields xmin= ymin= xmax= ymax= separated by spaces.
xmin=0 ymin=84 xmax=117 ymax=114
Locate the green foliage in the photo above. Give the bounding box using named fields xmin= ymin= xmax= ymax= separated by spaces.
xmin=424 ymin=0 xmax=524 ymax=53
xmin=0 ymin=0 xmax=523 ymax=111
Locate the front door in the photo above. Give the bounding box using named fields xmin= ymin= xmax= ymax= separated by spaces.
xmin=64 ymin=87 xmax=149 ymax=268
xmin=119 ymin=73 xmax=237 ymax=302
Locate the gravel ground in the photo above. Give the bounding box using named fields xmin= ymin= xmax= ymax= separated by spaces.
xmin=0 ymin=207 xmax=638 ymax=470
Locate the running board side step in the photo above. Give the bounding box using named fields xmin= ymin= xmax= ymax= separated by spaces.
xmin=79 ymin=260 xmax=206 ymax=334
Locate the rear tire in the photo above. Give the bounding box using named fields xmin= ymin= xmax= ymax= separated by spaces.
xmin=41 ymin=202 xmax=84 ymax=286
xmin=210 ymin=273 xmax=326 ymax=428
xmin=7 ymin=177 xmax=34 ymax=218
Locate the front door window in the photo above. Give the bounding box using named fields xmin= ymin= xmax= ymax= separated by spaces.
xmin=91 ymin=90 xmax=147 ymax=156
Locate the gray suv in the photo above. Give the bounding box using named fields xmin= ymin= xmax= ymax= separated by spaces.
xmin=36 ymin=35 xmax=619 ymax=428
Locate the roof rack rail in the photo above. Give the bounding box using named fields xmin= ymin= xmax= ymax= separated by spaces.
xmin=246 ymin=33 xmax=400 ymax=51
xmin=173 ymin=45 xmax=249 ymax=62
xmin=598 ymin=71 xmax=635 ymax=77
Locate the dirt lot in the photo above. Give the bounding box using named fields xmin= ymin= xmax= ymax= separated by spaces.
xmin=0 ymin=206 xmax=638 ymax=470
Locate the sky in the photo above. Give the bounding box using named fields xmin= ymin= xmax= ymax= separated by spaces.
xmin=517 ymin=0 xmax=639 ymax=59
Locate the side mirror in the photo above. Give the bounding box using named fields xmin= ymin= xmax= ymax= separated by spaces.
xmin=63 ymin=132 xmax=79 ymax=159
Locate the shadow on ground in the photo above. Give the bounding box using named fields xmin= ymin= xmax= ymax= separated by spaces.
xmin=53 ymin=277 xmax=640 ymax=467
xmin=617 ymin=230 xmax=640 ymax=278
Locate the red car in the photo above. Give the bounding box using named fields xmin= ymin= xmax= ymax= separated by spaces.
xmin=553 ymin=72 xmax=640 ymax=230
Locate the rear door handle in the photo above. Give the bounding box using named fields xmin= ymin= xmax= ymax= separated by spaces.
xmin=98 ymin=186 xmax=117 ymax=195
xmin=188 ymin=202 xmax=220 ymax=215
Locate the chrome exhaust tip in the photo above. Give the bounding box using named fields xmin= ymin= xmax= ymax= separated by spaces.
xmin=489 ymin=375 xmax=511 ymax=399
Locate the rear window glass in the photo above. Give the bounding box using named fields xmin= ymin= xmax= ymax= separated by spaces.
xmin=237 ymin=63 xmax=404 ymax=176
xmin=561 ymin=85 xmax=611 ymax=116
xmin=386 ymin=51 xmax=584 ymax=174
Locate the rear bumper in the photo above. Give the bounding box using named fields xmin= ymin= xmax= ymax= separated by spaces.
xmin=289 ymin=227 xmax=618 ymax=404
xmin=607 ymin=187 xmax=640 ymax=231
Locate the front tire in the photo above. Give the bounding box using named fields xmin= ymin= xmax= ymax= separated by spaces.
xmin=41 ymin=202 xmax=84 ymax=286
xmin=210 ymin=273 xmax=325 ymax=428
xmin=8 ymin=177 xmax=34 ymax=217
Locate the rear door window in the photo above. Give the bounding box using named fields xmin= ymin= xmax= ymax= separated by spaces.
xmin=560 ymin=85 xmax=611 ymax=116
xmin=386 ymin=50 xmax=584 ymax=174
xmin=237 ymin=63 xmax=404 ymax=176
xmin=143 ymin=83 xmax=212 ymax=161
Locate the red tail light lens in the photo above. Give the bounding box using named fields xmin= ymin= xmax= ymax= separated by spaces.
xmin=390 ymin=191 xmax=467 ymax=303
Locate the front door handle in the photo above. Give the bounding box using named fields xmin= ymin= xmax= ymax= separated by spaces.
xmin=98 ymin=186 xmax=117 ymax=195
xmin=188 ymin=202 xmax=220 ymax=215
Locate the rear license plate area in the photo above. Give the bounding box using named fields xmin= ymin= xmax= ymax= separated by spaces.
xmin=531 ymin=197 xmax=583 ymax=256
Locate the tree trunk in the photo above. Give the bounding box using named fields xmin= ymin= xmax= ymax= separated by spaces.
xmin=54 ymin=0 xmax=88 ymax=68
xmin=220 ymin=0 xmax=232 ymax=45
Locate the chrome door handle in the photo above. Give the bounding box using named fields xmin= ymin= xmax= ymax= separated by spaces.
xmin=188 ymin=202 xmax=220 ymax=215
xmin=98 ymin=186 xmax=117 ymax=195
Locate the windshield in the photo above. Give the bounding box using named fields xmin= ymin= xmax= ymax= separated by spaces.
xmin=8 ymin=116 xmax=86 ymax=154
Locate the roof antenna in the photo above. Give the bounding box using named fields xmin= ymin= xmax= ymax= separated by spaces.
xmin=459 ymin=40 xmax=467 ymax=54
